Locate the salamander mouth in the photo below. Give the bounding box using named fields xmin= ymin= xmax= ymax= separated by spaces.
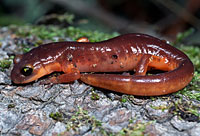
xmin=11 ymin=66 xmax=49 ymax=84
xmin=11 ymin=73 xmax=31 ymax=84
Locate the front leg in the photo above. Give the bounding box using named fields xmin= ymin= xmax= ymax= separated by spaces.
xmin=48 ymin=72 xmax=81 ymax=84
xmin=43 ymin=64 xmax=81 ymax=84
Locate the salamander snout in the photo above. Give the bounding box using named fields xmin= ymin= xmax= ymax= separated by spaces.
xmin=11 ymin=54 xmax=49 ymax=84
xmin=11 ymin=63 xmax=49 ymax=84
xmin=11 ymin=64 xmax=34 ymax=84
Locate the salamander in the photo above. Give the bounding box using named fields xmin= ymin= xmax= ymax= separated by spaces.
xmin=11 ymin=33 xmax=194 ymax=96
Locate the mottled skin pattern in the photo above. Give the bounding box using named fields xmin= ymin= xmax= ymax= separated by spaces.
xmin=11 ymin=33 xmax=194 ymax=96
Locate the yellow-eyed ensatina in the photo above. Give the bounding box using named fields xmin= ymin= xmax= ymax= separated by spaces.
xmin=11 ymin=33 xmax=194 ymax=96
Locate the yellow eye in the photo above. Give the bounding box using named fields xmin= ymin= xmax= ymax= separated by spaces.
xmin=21 ymin=66 xmax=33 ymax=76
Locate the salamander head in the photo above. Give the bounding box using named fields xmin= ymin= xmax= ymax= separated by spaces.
xmin=11 ymin=54 xmax=48 ymax=84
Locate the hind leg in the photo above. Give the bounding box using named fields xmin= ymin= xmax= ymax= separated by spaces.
xmin=134 ymin=55 xmax=152 ymax=76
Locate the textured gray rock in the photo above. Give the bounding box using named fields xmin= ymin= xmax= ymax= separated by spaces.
xmin=189 ymin=123 xmax=200 ymax=136
xmin=0 ymin=71 xmax=11 ymax=84
xmin=0 ymin=106 xmax=21 ymax=134
xmin=171 ymin=116 xmax=197 ymax=131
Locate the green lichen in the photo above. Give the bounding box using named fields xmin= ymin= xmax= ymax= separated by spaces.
xmin=121 ymin=98 xmax=127 ymax=103
xmin=177 ymin=71 xmax=200 ymax=100
xmin=0 ymin=59 xmax=11 ymax=69
xmin=150 ymin=103 xmax=171 ymax=112
xmin=10 ymin=25 xmax=118 ymax=42
xmin=65 ymin=107 xmax=103 ymax=132
xmin=170 ymin=99 xmax=200 ymax=121
xmin=22 ymin=47 xmax=32 ymax=53
xmin=60 ymin=107 xmax=156 ymax=135
xmin=120 ymin=96 xmax=128 ymax=103
xmin=8 ymin=104 xmax=15 ymax=109
xmin=117 ymin=121 xmax=154 ymax=136
xmin=90 ymin=89 xmax=100 ymax=100
xmin=0 ymin=56 xmax=14 ymax=69
xmin=49 ymin=112 xmax=63 ymax=121
xmin=59 ymin=107 xmax=156 ymax=136
xmin=58 ymin=107 xmax=112 ymax=135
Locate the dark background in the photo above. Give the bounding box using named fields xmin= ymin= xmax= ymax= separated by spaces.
xmin=0 ymin=0 xmax=200 ymax=41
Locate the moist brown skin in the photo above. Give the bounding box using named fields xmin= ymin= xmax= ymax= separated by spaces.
xmin=11 ymin=33 xmax=194 ymax=96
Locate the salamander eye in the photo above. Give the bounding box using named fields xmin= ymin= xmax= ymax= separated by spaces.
xmin=21 ymin=66 xmax=33 ymax=76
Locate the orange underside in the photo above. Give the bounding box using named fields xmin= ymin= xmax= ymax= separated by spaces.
xmin=148 ymin=56 xmax=176 ymax=71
